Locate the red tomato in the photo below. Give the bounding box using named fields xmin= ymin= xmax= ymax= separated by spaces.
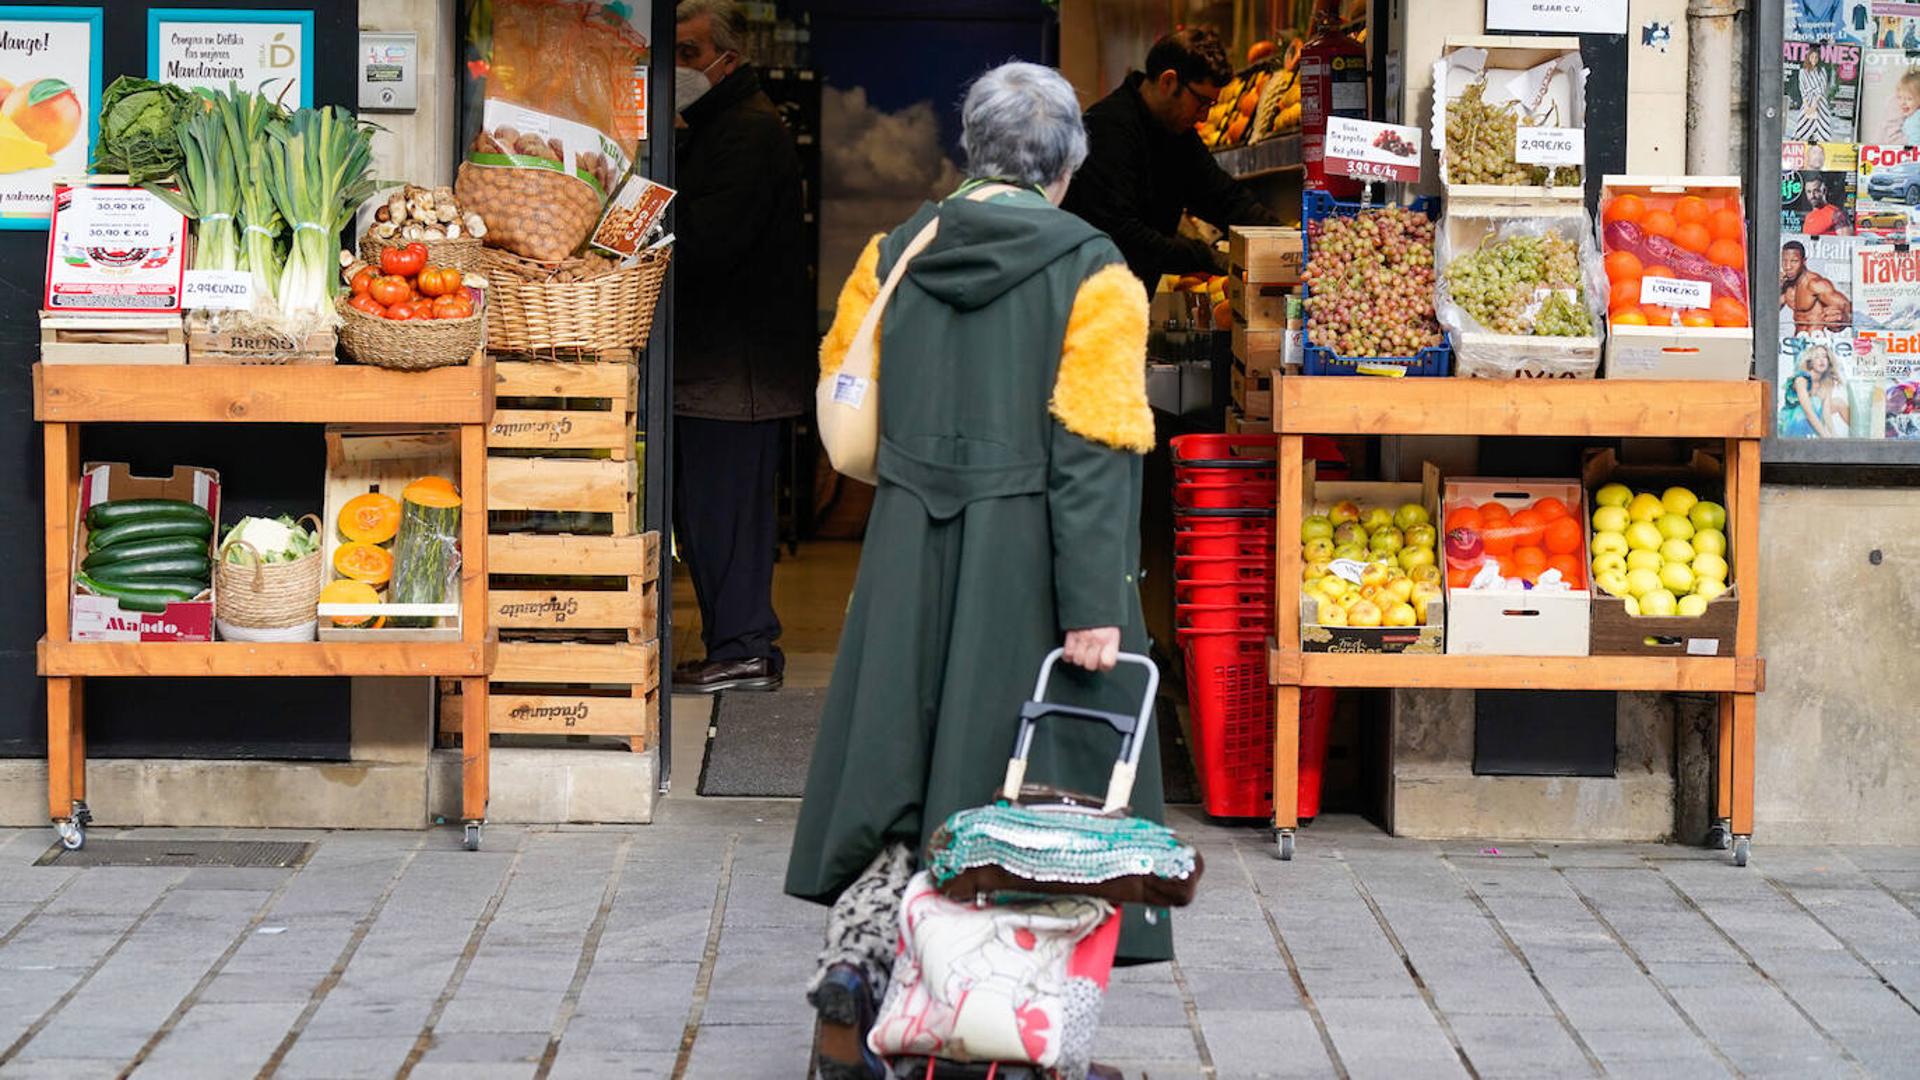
xmin=382 ymin=303 xmax=415 ymax=321
xmin=348 ymin=294 xmax=385 ymax=316
xmin=431 ymin=295 xmax=474 ymax=320
xmin=381 ymin=242 xmax=429 ymax=277
xmin=349 ymin=267 xmax=374 ymax=296
xmin=418 ymin=267 xmax=462 ymax=298
xmin=368 ymin=275 xmax=411 ymax=307
xmin=406 ymin=299 xmax=436 ymax=320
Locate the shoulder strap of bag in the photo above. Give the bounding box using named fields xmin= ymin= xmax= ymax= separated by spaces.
xmin=840 ymin=184 xmax=1025 ymax=382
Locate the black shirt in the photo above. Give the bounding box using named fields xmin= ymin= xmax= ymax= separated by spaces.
xmin=1063 ymin=72 xmax=1279 ymax=289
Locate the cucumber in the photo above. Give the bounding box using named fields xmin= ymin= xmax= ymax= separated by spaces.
xmin=87 ymin=556 xmax=212 ymax=583
xmin=86 ymin=517 xmax=214 ymax=552
xmin=85 ymin=574 xmax=207 ymax=594
xmin=86 ymin=499 xmax=210 ymax=531
xmin=75 ymin=573 xmax=204 ymax=612
xmin=81 ymin=536 xmax=209 ymax=570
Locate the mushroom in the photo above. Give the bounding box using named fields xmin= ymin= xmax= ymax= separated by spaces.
xmin=465 ymin=214 xmax=488 ymax=239
xmin=445 ymin=222 xmax=462 ymax=240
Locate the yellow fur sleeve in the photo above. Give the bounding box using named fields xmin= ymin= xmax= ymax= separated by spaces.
xmin=819 ymin=234 xmax=884 ymax=381
xmin=1051 ymin=263 xmax=1153 ymax=453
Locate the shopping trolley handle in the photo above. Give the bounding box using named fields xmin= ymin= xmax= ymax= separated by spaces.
xmin=1002 ymin=648 xmax=1160 ymax=813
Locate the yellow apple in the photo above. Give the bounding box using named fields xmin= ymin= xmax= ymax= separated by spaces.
xmin=1640 ymin=588 xmax=1679 ymax=616
xmin=1626 ymin=549 xmax=1664 ymax=573
xmin=1592 ymin=506 xmax=1631 ymax=534
xmin=1303 ymin=559 xmax=1333 ymax=581
xmin=1691 ymin=552 xmax=1728 ymax=583
xmin=1677 ymin=594 xmax=1709 ymax=618
xmin=1593 ymin=552 xmax=1628 ymax=577
xmin=1595 ymin=482 xmax=1633 ymax=508
xmin=1659 ymin=561 xmax=1696 ymax=595
xmin=1317 ymin=600 xmax=1348 ymax=626
xmin=1394 ymin=503 xmax=1431 ymax=531
xmin=1314 ymin=576 xmax=1349 ymax=603
xmin=1348 ymin=600 xmax=1383 ymax=628
xmin=1303 ymin=537 xmax=1335 ymax=563
xmin=1628 ymin=492 xmax=1665 ymax=522
xmin=1386 ymin=577 xmax=1415 ymax=605
xmin=1411 ymin=581 xmax=1443 ymax=615
xmin=1333 ymin=543 xmax=1367 ymax=562
xmin=1361 ymin=507 xmax=1395 ymax=533
xmin=1655 ymin=513 xmax=1695 ymax=542
xmin=1338 ymin=587 xmax=1363 ymax=610
xmin=1693 ymin=529 xmax=1727 ymax=558
xmin=1410 ymin=563 xmax=1442 ymax=586
xmin=1591 ymin=530 xmax=1630 ymax=558
xmin=1694 ymin=578 xmax=1728 ymax=602
xmin=1385 ymin=602 xmax=1418 ymax=627
xmin=1360 ymin=562 xmax=1392 ymax=589
xmin=1626 ymin=521 xmax=1664 ymax=552
xmin=1626 ymin=568 xmax=1663 ymax=598
xmin=1329 ymin=500 xmax=1361 ymax=525
xmin=1398 ymin=545 xmax=1436 ymax=572
xmin=1622 ymin=594 xmax=1641 ymax=617
xmin=1595 ymin=569 xmax=1631 ymax=597
xmin=1659 ymin=538 xmax=1695 ymax=565
xmin=1661 ymin=486 xmax=1699 ymax=517
xmin=1688 ymin=500 xmax=1727 ymax=532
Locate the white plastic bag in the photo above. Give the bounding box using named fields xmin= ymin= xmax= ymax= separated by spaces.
xmin=1435 ymin=208 xmax=1609 ymax=378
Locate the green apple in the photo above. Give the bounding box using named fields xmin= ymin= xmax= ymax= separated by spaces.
xmin=1398 ymin=545 xmax=1436 ymax=572
xmin=1394 ymin=502 xmax=1431 ymax=531
xmin=1622 ymin=594 xmax=1641 ymax=616
xmin=1628 ymin=492 xmax=1665 ymax=522
xmin=1410 ymin=563 xmax=1443 ymax=586
xmin=1333 ymin=543 xmax=1367 ymax=563
xmin=1677 ymin=594 xmax=1709 ymax=618
xmin=1595 ymin=482 xmax=1633 ymax=508
xmin=1592 ymin=530 xmax=1630 ymax=557
xmin=1596 ymin=569 xmax=1631 ymax=597
xmin=1626 ymin=549 xmax=1664 ymax=573
xmin=1302 ymin=515 xmax=1334 ymax=543
xmin=1303 ymin=537 xmax=1335 ymax=563
xmin=1691 ymin=552 xmax=1728 ymax=583
xmin=1659 ymin=561 xmax=1696 ymax=595
xmin=1626 ymin=568 xmax=1663 ymax=598
xmin=1369 ymin=526 xmax=1405 ymax=556
xmin=1592 ymin=506 xmax=1631 ymax=534
xmin=1659 ymin=538 xmax=1696 ymax=565
xmin=1655 ymin=513 xmax=1696 ymax=541
xmin=1329 ymin=500 xmax=1361 ymax=525
xmin=1661 ymin=486 xmax=1699 ymax=517
xmin=1333 ymin=521 xmax=1367 ymax=547
xmin=1361 ymin=507 xmax=1395 ymax=533
xmin=1404 ymin=523 xmax=1438 ymax=550
xmin=1592 ymin=552 xmax=1628 ymax=577
xmin=1694 ymin=578 xmax=1729 ymax=602
xmin=1626 ymin=521 xmax=1665 ymax=552
xmin=1688 ymin=500 xmax=1727 ymax=532
xmin=1693 ymin=528 xmax=1727 ymax=558
xmin=1640 ymin=588 xmax=1679 ymax=617
xmin=1303 ymin=559 xmax=1332 ymax=581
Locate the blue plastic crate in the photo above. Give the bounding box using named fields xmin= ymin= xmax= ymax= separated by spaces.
xmin=1300 ymin=190 xmax=1452 ymax=377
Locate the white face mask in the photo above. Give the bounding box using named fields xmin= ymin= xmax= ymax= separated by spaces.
xmin=675 ymin=54 xmax=729 ymax=112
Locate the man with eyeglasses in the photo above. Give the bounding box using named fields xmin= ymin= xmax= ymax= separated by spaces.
xmin=1064 ymin=28 xmax=1279 ymax=291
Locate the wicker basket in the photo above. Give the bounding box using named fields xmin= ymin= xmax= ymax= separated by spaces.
xmin=359 ymin=234 xmax=486 ymax=275
xmin=338 ymin=302 xmax=483 ymax=370
xmin=482 ymin=245 xmax=670 ymax=353
xmin=215 ymin=517 xmax=324 ymax=632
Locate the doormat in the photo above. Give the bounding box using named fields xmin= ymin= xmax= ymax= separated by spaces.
xmin=695 ymin=685 xmax=1200 ymax=805
xmin=36 ymin=839 xmax=314 ymax=869
xmin=698 ymin=687 xmax=829 ymax=797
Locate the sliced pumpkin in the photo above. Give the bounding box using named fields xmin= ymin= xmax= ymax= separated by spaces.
xmin=339 ymin=492 xmax=402 ymax=544
xmin=319 ymin=578 xmax=385 ymax=628
xmin=403 ymin=476 xmax=463 ymax=507
xmin=333 ymin=541 xmax=395 ymax=586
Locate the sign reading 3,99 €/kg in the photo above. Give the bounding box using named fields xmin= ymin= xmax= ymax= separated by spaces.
xmin=1323 ymin=117 xmax=1423 ymax=184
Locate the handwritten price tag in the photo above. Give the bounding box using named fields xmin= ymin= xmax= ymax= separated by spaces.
xmin=1639 ymin=276 xmax=1711 ymax=310
xmin=1514 ymin=126 xmax=1584 ymax=167
xmin=1324 ymin=117 xmax=1423 ymax=183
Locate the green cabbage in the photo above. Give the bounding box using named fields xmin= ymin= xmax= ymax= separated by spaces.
xmin=94 ymin=76 xmax=195 ymax=184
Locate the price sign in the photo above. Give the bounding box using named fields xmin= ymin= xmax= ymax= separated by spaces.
xmin=44 ymin=184 xmax=188 ymax=312
xmin=182 ymin=270 xmax=254 ymax=311
xmin=1485 ymin=0 xmax=1627 ymax=35
xmin=1514 ymin=126 xmax=1585 ymax=167
xmin=1323 ymin=117 xmax=1424 ymax=184
xmin=1639 ymin=276 xmax=1711 ymax=310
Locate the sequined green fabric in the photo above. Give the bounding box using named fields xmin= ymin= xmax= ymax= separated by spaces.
xmin=928 ymin=802 xmax=1197 ymax=887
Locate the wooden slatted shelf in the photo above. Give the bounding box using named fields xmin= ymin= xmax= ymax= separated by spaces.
xmin=1273 ymin=377 xmax=1769 ymax=438
xmin=35 ymin=360 xmax=494 ymax=425
xmin=1267 ymin=650 xmax=1764 ymax=694
xmin=38 ymin=636 xmax=496 ymax=678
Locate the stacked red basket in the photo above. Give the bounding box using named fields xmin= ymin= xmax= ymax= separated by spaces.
xmin=1171 ymin=433 xmax=1337 ymax=820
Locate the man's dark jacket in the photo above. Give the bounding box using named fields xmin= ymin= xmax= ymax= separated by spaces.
xmin=1063 ymin=72 xmax=1277 ymax=289
xmin=674 ymin=65 xmax=811 ymax=421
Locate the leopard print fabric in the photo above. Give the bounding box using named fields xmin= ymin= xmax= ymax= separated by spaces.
xmin=807 ymin=842 xmax=916 ymax=1000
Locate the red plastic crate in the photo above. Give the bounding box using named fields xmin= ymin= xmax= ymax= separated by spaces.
xmin=1179 ymin=629 xmax=1334 ymax=821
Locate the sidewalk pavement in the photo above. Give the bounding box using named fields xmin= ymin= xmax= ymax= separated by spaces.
xmin=2 ymin=803 xmax=1919 ymax=1079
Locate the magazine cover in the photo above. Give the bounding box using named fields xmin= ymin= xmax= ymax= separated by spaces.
xmin=1787 ymin=0 xmax=1871 ymax=43
xmin=1851 ymin=241 xmax=1920 ymax=329
xmin=1781 ymin=232 xmax=1858 ymax=333
xmin=1779 ymin=330 xmax=1865 ymax=439
xmin=1859 ymin=49 xmax=1920 ymax=143
xmin=1848 ymin=327 xmax=1920 ymax=436
xmin=1865 ymin=4 xmax=1920 ymax=47
xmin=1786 ymin=40 xmax=1864 ymax=143
xmin=1854 ymin=142 xmax=1920 ymax=236
xmin=1782 ymin=142 xmax=1859 ymax=233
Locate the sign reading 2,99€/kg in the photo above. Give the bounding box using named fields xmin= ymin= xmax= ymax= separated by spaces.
xmin=1323 ymin=117 xmax=1423 ymax=184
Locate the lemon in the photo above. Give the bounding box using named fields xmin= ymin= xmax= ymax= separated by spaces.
xmin=1592 ymin=506 xmax=1631 ymax=534
xmin=1694 ymin=578 xmax=1729 ymax=602
xmin=1659 ymin=538 xmax=1696 ymax=565
xmin=1677 ymin=594 xmax=1709 ymax=618
xmin=1659 ymin=561 xmax=1696 ymax=594
xmin=1691 ymin=552 xmax=1729 ymax=583
xmin=1655 ymin=513 xmax=1695 ymax=541
xmin=1628 ymin=492 xmax=1665 ymax=522
xmin=1662 ymin=486 xmax=1699 ymax=517
xmin=1693 ymin=528 xmax=1727 ymax=558
xmin=1626 ymin=568 xmax=1663 ymax=598
xmin=1641 ymin=589 xmax=1679 ymax=617
xmin=1595 ymin=483 xmax=1633 ymax=508
xmin=1626 ymin=521 xmax=1664 ymax=551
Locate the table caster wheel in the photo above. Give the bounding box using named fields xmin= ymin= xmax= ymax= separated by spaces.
xmin=1276 ymin=830 xmax=1295 ymax=861
xmin=1732 ymin=836 xmax=1750 ymax=867
xmin=463 ymin=822 xmax=482 ymax=852
xmin=1706 ymin=820 xmax=1731 ymax=851
xmin=55 ymin=818 xmax=84 ymax=851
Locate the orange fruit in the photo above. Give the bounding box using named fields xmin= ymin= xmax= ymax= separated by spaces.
xmin=1680 ymin=310 xmax=1716 ymax=328
xmin=1445 ymin=505 xmax=1484 ymax=533
xmin=1641 ymin=210 xmax=1678 ymax=239
xmin=1531 ymin=496 xmax=1571 ymax=522
xmin=1609 ymin=277 xmax=1644 ymax=309
xmin=1604 ymin=250 xmax=1644 ymax=282
xmin=1674 ymin=222 xmax=1712 ymax=254
xmin=1544 ymin=516 xmax=1583 ymax=555
xmin=1673 ymin=195 xmax=1710 ymax=226
xmin=1611 ymin=307 xmax=1650 ymax=326
xmin=1707 ymin=238 xmax=1745 ymax=268
xmin=1711 ymin=296 xmax=1749 ymax=327
xmin=1708 ymin=207 xmax=1744 ymax=241
xmin=1511 ymin=546 xmax=1549 ymax=582
xmin=1482 ymin=529 xmax=1515 ymax=557
xmin=1641 ymin=264 xmax=1677 ymax=281
xmin=1603 ymin=194 xmax=1645 ymax=225
xmin=1478 ymin=501 xmax=1512 ymax=524
xmin=1642 ymin=304 xmax=1678 ymax=326
xmin=1447 ymin=565 xmax=1477 ymax=589
xmin=1547 ymin=553 xmax=1585 ymax=588
xmin=1508 ymin=509 xmax=1548 ymax=547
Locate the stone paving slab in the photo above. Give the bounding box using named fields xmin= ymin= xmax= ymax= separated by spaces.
xmin=0 ymin=807 xmax=1918 ymax=1078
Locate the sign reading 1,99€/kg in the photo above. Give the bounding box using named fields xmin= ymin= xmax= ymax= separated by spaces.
xmin=1323 ymin=117 xmax=1423 ymax=184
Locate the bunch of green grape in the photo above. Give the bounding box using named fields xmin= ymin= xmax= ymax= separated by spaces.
xmin=1445 ymin=82 xmax=1583 ymax=187
xmin=1445 ymin=232 xmax=1592 ymax=336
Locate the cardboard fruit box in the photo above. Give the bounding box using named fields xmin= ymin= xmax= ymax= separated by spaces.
xmin=1599 ymin=175 xmax=1753 ymax=381
xmin=1440 ymin=196 xmax=1602 ymax=378
xmin=1443 ymin=477 xmax=1589 ymax=657
xmin=1583 ymin=449 xmax=1738 ymax=658
xmin=71 ymin=463 xmax=219 ymax=642
xmin=1433 ymin=37 xmax=1587 ymax=202
xmin=1300 ymin=461 xmax=1445 ymax=655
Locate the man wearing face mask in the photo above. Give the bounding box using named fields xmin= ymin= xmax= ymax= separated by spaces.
xmin=671 ymin=0 xmax=810 ymax=693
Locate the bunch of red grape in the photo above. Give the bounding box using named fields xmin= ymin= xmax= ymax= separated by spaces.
xmin=1302 ymin=208 xmax=1445 ymax=358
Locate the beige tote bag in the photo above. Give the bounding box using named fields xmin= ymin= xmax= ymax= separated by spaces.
xmin=817 ymin=185 xmax=1015 ymax=485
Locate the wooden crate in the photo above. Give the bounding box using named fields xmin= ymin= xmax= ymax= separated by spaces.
xmin=1437 ymin=36 xmax=1588 ymax=201
xmin=1231 ymin=321 xmax=1286 ymax=373
xmin=318 ymin=429 xmax=464 ymax=642
xmin=1227 ymin=226 xmax=1302 ymax=285
xmin=489 ymin=353 xmax=640 ymax=534
xmin=186 ymin=312 xmax=336 ymax=365
xmin=1229 ymin=274 xmax=1292 ymax=330
xmin=40 ymin=313 xmax=185 ymax=365
xmin=1231 ymin=361 xmax=1272 ymax=418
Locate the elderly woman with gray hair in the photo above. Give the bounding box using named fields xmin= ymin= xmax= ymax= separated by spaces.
xmin=785 ymin=61 xmax=1165 ymax=1079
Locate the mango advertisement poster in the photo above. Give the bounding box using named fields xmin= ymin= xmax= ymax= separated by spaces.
xmin=0 ymin=8 xmax=101 ymax=229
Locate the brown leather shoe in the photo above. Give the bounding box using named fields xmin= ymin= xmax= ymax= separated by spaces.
xmin=672 ymin=656 xmax=782 ymax=694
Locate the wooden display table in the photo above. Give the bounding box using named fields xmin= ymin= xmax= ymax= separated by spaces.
xmin=1269 ymin=377 xmax=1767 ymax=864
xmin=34 ymin=360 xmax=498 ymax=851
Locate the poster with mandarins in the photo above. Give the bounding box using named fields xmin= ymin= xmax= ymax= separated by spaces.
xmin=0 ymin=7 xmax=100 ymax=229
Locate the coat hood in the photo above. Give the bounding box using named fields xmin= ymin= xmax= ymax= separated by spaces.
xmin=906 ymin=191 xmax=1105 ymax=312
